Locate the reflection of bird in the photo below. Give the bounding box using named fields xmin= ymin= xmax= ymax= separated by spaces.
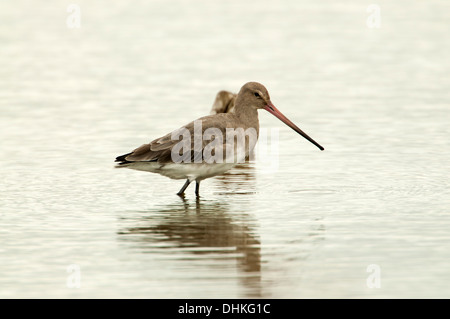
xmin=115 ymin=82 xmax=324 ymax=196
xmin=213 ymin=163 xmax=256 ymax=195
xmin=210 ymin=90 xmax=236 ymax=114
xmin=118 ymin=198 xmax=263 ymax=296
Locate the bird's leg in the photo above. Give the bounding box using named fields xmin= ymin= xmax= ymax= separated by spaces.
xmin=195 ymin=181 xmax=200 ymax=197
xmin=177 ymin=179 xmax=191 ymax=196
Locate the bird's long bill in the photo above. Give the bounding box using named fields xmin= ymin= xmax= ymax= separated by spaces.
xmin=265 ymin=102 xmax=324 ymax=151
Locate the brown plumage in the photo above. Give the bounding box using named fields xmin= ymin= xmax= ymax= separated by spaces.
xmin=210 ymin=90 xmax=237 ymax=114
xmin=115 ymin=82 xmax=324 ymax=196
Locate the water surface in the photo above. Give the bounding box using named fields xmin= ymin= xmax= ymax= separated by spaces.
xmin=1 ymin=0 xmax=449 ymax=298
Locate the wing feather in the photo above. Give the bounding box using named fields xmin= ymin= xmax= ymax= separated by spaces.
xmin=115 ymin=113 xmax=252 ymax=164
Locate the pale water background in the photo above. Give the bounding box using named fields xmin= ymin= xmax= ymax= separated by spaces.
xmin=1 ymin=0 xmax=449 ymax=298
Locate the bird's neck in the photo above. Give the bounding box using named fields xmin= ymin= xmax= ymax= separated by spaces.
xmin=234 ymin=103 xmax=259 ymax=133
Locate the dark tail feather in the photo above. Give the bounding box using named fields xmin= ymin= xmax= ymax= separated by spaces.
xmin=115 ymin=152 xmax=158 ymax=167
xmin=115 ymin=152 xmax=133 ymax=166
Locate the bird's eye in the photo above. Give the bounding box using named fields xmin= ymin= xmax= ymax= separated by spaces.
xmin=254 ymin=92 xmax=261 ymax=98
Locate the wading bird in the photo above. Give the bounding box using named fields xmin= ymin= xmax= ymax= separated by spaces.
xmin=210 ymin=90 xmax=236 ymax=114
xmin=115 ymin=82 xmax=324 ymax=196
